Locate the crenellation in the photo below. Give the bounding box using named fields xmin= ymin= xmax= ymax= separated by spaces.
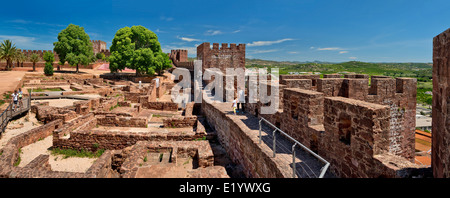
xmin=213 ymin=43 xmax=219 ymax=50
xmin=344 ymin=78 xmax=369 ymax=100
xmin=324 ymin=74 xmax=343 ymax=78
xmin=368 ymin=77 xmax=396 ymax=99
xmin=221 ymin=43 xmax=228 ymax=50
xmin=317 ymin=78 xmax=345 ymax=97
xmin=344 ymin=74 xmax=369 ymax=79
xmin=230 ymin=43 xmax=237 ymax=50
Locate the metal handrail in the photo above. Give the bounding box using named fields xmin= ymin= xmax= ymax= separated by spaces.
xmin=258 ymin=117 xmax=330 ymax=178
xmin=0 ymin=96 xmax=31 ymax=134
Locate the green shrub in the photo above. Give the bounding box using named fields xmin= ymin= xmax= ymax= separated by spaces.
xmin=44 ymin=62 xmax=54 ymax=76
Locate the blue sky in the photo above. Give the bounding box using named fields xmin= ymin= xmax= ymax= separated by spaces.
xmin=1 ymin=0 xmax=449 ymax=62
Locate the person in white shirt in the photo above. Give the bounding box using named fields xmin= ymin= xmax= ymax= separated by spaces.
xmin=237 ymin=89 xmax=245 ymax=112
xmin=18 ymin=88 xmax=23 ymax=108
xmin=11 ymin=90 xmax=18 ymax=111
xmin=232 ymin=97 xmax=238 ymax=115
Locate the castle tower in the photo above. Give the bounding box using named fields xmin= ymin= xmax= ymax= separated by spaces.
xmin=90 ymin=40 xmax=107 ymax=54
xmin=196 ymin=42 xmax=246 ymax=74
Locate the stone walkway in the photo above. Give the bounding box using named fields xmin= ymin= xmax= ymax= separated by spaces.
xmin=202 ymin=87 xmax=334 ymax=178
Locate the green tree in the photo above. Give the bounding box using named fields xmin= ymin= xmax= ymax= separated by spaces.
xmin=109 ymin=25 xmax=172 ymax=76
xmin=53 ymin=24 xmax=95 ymax=73
xmin=43 ymin=51 xmax=54 ymax=76
xmin=17 ymin=51 xmax=27 ymax=67
xmin=0 ymin=40 xmax=17 ymax=70
xmin=96 ymin=52 xmax=105 ymax=60
xmin=29 ymin=53 xmax=40 ymax=72
xmin=13 ymin=51 xmax=22 ymax=68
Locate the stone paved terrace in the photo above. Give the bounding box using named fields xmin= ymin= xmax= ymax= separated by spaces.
xmin=202 ymin=98 xmax=335 ymax=178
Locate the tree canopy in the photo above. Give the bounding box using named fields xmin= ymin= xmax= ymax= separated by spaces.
xmin=109 ymin=25 xmax=172 ymax=76
xmin=53 ymin=24 xmax=95 ymax=73
xmin=0 ymin=40 xmax=17 ymax=70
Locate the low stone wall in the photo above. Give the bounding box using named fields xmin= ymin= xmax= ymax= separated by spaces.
xmin=56 ymin=128 xmax=201 ymax=152
xmin=32 ymin=105 xmax=77 ymax=123
xmin=53 ymin=113 xmax=96 ymax=147
xmin=1 ymin=150 xmax=119 ymax=178
xmin=0 ymin=119 xmax=63 ymax=167
xmin=119 ymin=141 xmax=216 ymax=178
xmin=0 ymin=119 xmax=119 ymax=178
xmin=163 ymin=116 xmax=197 ymax=128
xmin=202 ymin=100 xmax=289 ymax=178
xmin=53 ymin=114 xmax=202 ymax=151
xmin=96 ymin=115 xmax=147 ymax=128
xmin=143 ymin=101 xmax=178 ymax=111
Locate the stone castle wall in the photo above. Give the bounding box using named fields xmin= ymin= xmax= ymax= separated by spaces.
xmin=241 ymin=74 xmax=421 ymax=177
xmin=432 ymin=28 xmax=450 ymax=178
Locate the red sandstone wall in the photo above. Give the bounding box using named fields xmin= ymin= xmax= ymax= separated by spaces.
xmin=432 ymin=28 xmax=450 ymax=178
xmin=244 ymin=75 xmax=421 ymax=177
xmin=201 ymin=100 xmax=288 ymax=178
xmin=276 ymin=74 xmax=416 ymax=162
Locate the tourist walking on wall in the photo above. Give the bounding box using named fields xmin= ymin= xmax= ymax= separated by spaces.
xmin=18 ymin=88 xmax=23 ymax=108
xmin=11 ymin=90 xmax=18 ymax=111
xmin=237 ymin=88 xmax=245 ymax=112
xmin=232 ymin=97 xmax=238 ymax=115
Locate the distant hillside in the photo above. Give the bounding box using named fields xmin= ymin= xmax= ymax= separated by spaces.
xmin=245 ymin=60 xmax=432 ymax=77
xmin=245 ymin=59 xmax=433 ymax=106
xmin=245 ymin=58 xmax=336 ymax=66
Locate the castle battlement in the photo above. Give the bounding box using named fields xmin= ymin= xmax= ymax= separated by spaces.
xmin=203 ymin=42 xmax=246 ymax=52
xmin=241 ymin=73 xmax=418 ymax=177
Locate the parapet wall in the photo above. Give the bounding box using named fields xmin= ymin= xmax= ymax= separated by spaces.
xmin=276 ymin=74 xmax=417 ymax=161
xmin=201 ymin=100 xmax=290 ymax=178
xmin=432 ymin=28 xmax=450 ymax=178
xmin=242 ymin=73 xmax=423 ymax=177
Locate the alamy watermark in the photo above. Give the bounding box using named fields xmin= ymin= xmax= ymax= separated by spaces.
xmin=170 ymin=60 xmax=279 ymax=114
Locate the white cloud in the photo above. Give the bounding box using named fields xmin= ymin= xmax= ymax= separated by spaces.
xmin=155 ymin=28 xmax=167 ymax=33
xmin=160 ymin=16 xmax=174 ymax=22
xmin=247 ymin=38 xmax=294 ymax=47
xmin=177 ymin=36 xmax=201 ymax=42
xmin=0 ymin=35 xmax=52 ymax=49
xmin=316 ymin=47 xmax=343 ymax=51
xmin=7 ymin=19 xmax=65 ymax=27
xmin=288 ymin=51 xmax=299 ymax=54
xmin=339 ymin=51 xmax=349 ymax=54
xmin=205 ymin=30 xmax=223 ymax=36
xmin=8 ymin=19 xmax=30 ymax=24
xmin=249 ymin=49 xmax=279 ymax=54
xmin=349 ymin=57 xmax=357 ymax=60
xmin=232 ymin=30 xmax=241 ymax=33
xmin=162 ymin=44 xmax=198 ymax=56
